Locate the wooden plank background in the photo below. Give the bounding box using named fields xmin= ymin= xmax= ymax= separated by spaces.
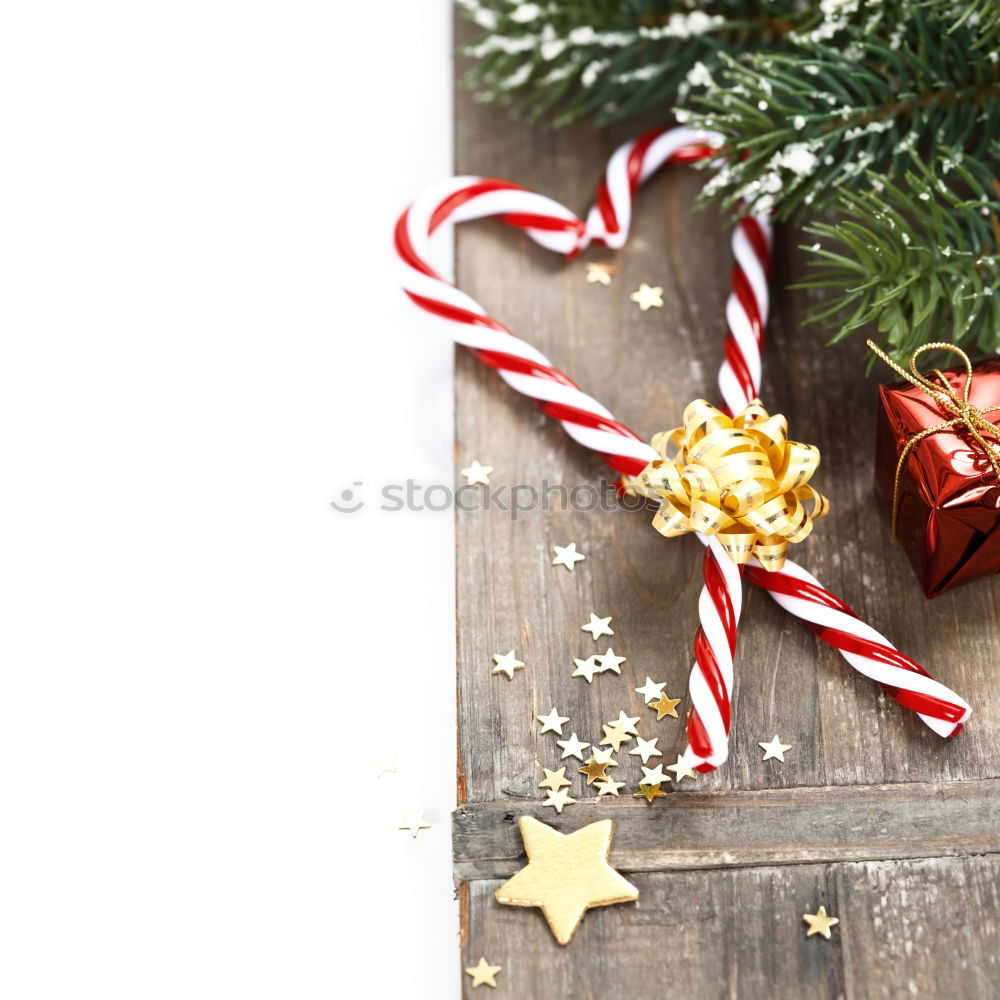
xmin=451 ymin=17 xmax=1000 ymax=999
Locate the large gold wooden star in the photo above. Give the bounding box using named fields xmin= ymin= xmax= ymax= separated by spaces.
xmin=495 ymin=816 xmax=638 ymax=945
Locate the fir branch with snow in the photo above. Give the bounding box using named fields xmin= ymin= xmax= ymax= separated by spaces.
xmin=458 ymin=0 xmax=1000 ymax=360
xmin=799 ymin=152 xmax=1000 ymax=358
xmin=457 ymin=1 xmax=816 ymax=125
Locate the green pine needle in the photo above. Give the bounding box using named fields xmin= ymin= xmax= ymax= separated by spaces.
xmin=798 ymin=152 xmax=1000 ymax=361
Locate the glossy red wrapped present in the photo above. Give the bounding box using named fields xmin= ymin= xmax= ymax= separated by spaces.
xmin=874 ymin=353 xmax=1000 ymax=598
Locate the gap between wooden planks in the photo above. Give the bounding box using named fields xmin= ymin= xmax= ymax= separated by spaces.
xmin=452 ymin=778 xmax=1000 ymax=881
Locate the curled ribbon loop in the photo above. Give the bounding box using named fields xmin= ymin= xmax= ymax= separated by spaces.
xmin=867 ymin=340 xmax=1000 ymax=537
xmin=628 ymin=398 xmax=829 ymax=571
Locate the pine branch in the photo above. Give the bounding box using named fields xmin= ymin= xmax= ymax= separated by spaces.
xmin=459 ymin=2 xmax=1000 ymax=359
xmin=925 ymin=0 xmax=1000 ymax=46
xmin=688 ymin=9 xmax=1000 ymax=220
xmin=798 ymin=151 xmax=1000 ymax=361
xmin=457 ymin=1 xmax=813 ymax=125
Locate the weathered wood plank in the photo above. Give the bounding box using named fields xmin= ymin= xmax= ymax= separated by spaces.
xmin=452 ymin=16 xmax=1000 ymax=807
xmin=462 ymin=856 xmax=1000 ymax=999
xmin=452 ymin=779 xmax=1000 ymax=879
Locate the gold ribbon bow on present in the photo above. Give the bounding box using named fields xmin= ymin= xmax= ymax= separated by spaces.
xmin=868 ymin=340 xmax=1000 ymax=537
xmin=627 ymin=398 xmax=829 ymax=571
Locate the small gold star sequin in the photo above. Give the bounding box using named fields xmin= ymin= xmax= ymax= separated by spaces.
xmin=596 ymin=647 xmax=626 ymax=674
xmin=628 ymin=736 xmax=662 ymax=765
xmin=492 ymin=650 xmax=525 ymax=679
xmin=459 ymin=460 xmax=493 ymax=486
xmin=398 ymin=811 xmax=431 ymax=838
xmin=759 ymin=735 xmax=793 ymax=761
xmin=599 ymin=724 xmax=631 ymax=752
xmin=630 ymin=283 xmax=664 ymax=311
xmin=368 ymin=753 xmax=397 ymax=777
xmin=601 ymin=724 xmax=632 ymax=753
xmin=539 ymin=767 xmax=571 ymax=792
xmin=633 ymin=783 xmax=667 ymax=803
xmin=543 ymin=787 xmax=576 ymax=813
xmin=585 ymin=261 xmax=615 ymax=286
xmin=666 ymin=755 xmax=698 ymax=782
xmin=803 ymin=906 xmax=839 ymax=939
xmin=650 ymin=692 xmax=682 ymax=720
xmin=581 ymin=613 xmax=614 ymax=640
xmin=556 ymin=733 xmax=591 ymax=760
xmin=608 ymin=711 xmax=640 ymax=736
xmin=640 ymin=764 xmax=669 ymax=785
xmin=536 ymin=707 xmax=570 ymax=735
xmin=635 ymin=677 xmax=666 ymax=703
xmin=465 ymin=957 xmax=502 ymax=988
xmin=552 ymin=542 xmax=586 ymax=571
xmin=571 ymin=656 xmax=603 ymax=683
xmin=579 ymin=758 xmax=611 ymax=785
xmin=590 ymin=747 xmax=617 ymax=766
xmin=496 ymin=816 xmax=639 ymax=945
xmin=595 ymin=777 xmax=625 ymax=796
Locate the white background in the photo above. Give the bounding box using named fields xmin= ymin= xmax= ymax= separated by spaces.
xmin=0 ymin=2 xmax=458 ymax=997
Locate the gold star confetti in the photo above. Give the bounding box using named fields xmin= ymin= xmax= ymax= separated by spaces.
xmin=539 ymin=767 xmax=571 ymax=792
xmin=459 ymin=460 xmax=493 ymax=486
xmin=367 ymin=753 xmax=397 ymax=777
xmin=543 ymin=787 xmax=576 ymax=813
xmin=556 ymin=733 xmax=591 ymax=761
xmin=595 ymin=777 xmax=625 ymax=796
xmin=581 ymin=613 xmax=614 ymax=639
xmin=552 ymin=542 xmax=586 ymax=571
xmin=465 ymin=957 xmax=502 ymax=988
xmin=666 ymin=755 xmax=698 ymax=782
xmin=635 ymin=677 xmax=666 ymax=703
xmin=591 ymin=746 xmax=617 ymax=767
xmin=759 ymin=734 xmax=793 ymax=761
xmin=630 ymin=283 xmax=664 ymax=311
xmin=496 ymin=816 xmax=639 ymax=945
xmin=633 ymin=783 xmax=667 ymax=804
xmin=628 ymin=736 xmax=662 ymax=765
xmin=600 ymin=724 xmax=631 ymax=752
xmin=579 ymin=758 xmax=611 ymax=785
xmin=650 ymin=692 xmax=682 ymax=720
xmin=608 ymin=710 xmax=640 ymax=735
xmin=585 ymin=261 xmax=615 ymax=286
xmin=536 ymin=707 xmax=570 ymax=735
xmin=640 ymin=763 xmax=670 ymax=785
xmin=803 ymin=906 xmax=840 ymax=939
xmin=571 ymin=655 xmax=603 ymax=683
xmin=398 ymin=811 xmax=431 ymax=839
xmin=492 ymin=650 xmax=525 ymax=679
xmin=596 ymin=647 xmax=626 ymax=674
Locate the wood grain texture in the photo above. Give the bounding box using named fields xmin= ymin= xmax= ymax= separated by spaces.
xmin=451 ymin=14 xmax=1000 ymax=999
xmin=453 ymin=779 xmax=1000 ymax=880
xmin=464 ymin=857 xmax=1000 ymax=1000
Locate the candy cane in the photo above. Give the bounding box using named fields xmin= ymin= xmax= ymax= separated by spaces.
xmin=395 ymin=125 xmax=971 ymax=773
xmin=745 ymin=561 xmax=969 ymax=737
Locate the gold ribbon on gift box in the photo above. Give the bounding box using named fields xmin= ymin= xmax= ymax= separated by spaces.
xmin=868 ymin=340 xmax=1000 ymax=538
xmin=627 ymin=398 xmax=829 ymax=571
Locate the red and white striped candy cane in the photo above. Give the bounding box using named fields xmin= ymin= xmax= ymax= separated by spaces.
xmin=395 ymin=124 xmax=971 ymax=775
xmin=745 ymin=561 xmax=969 ymax=737
xmin=681 ymin=213 xmax=773 ymax=771
xmin=576 ymin=129 xmax=762 ymax=771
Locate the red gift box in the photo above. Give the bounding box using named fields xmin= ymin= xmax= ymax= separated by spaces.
xmin=874 ymin=355 xmax=1000 ymax=598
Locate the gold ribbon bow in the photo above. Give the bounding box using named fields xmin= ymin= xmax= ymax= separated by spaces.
xmin=868 ymin=340 xmax=1000 ymax=538
xmin=627 ymin=398 xmax=829 ymax=571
